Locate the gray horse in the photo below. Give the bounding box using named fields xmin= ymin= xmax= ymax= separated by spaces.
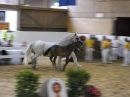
xmin=23 ymin=33 xmax=82 ymax=70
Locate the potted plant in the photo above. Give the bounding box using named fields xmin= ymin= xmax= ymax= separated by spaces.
xmin=15 ymin=69 xmax=40 ymax=97
xmin=65 ymin=69 xmax=90 ymax=97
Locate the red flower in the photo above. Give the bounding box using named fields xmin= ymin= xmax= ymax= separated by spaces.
xmin=90 ymin=87 xmax=101 ymax=96
xmin=84 ymin=86 xmax=101 ymax=97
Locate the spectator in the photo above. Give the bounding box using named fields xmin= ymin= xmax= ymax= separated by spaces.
xmin=1 ymin=38 xmax=8 ymax=47
xmin=111 ymin=36 xmax=121 ymax=61
xmin=122 ymin=38 xmax=130 ymax=66
xmin=7 ymin=40 xmax=13 ymax=47
xmin=7 ymin=30 xmax=14 ymax=43
xmin=20 ymin=41 xmax=27 ymax=47
xmin=84 ymin=35 xmax=95 ymax=62
xmin=1 ymin=27 xmax=8 ymax=41
xmin=101 ymin=38 xmax=112 ymax=64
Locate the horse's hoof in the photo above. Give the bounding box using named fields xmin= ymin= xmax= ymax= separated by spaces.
xmin=52 ymin=66 xmax=56 ymax=69
xmin=57 ymin=68 xmax=61 ymax=71
xmin=80 ymin=65 xmax=82 ymax=67
xmin=77 ymin=65 xmax=82 ymax=68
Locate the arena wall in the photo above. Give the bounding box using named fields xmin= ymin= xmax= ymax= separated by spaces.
xmin=68 ymin=0 xmax=130 ymax=35
xmin=1 ymin=31 xmax=128 ymax=45
xmin=68 ymin=18 xmax=113 ymax=35
xmin=13 ymin=31 xmax=129 ymax=58
xmin=13 ymin=31 xmax=71 ymax=44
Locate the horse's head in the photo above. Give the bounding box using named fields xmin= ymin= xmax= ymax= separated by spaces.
xmin=58 ymin=33 xmax=82 ymax=46
xmin=74 ymin=41 xmax=83 ymax=51
xmin=73 ymin=33 xmax=84 ymax=51
xmin=73 ymin=33 xmax=81 ymax=42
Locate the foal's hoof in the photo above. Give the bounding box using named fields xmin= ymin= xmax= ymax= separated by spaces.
xmin=55 ymin=68 xmax=61 ymax=71
xmin=52 ymin=66 xmax=56 ymax=69
xmin=32 ymin=67 xmax=36 ymax=70
xmin=61 ymin=69 xmax=65 ymax=72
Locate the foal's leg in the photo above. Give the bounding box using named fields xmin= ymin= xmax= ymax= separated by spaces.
xmin=50 ymin=55 xmax=57 ymax=69
xmin=50 ymin=54 xmax=55 ymax=67
xmin=53 ymin=56 xmax=58 ymax=70
xmin=70 ymin=51 xmax=82 ymax=68
xmin=62 ymin=56 xmax=69 ymax=71
xmin=58 ymin=56 xmax=62 ymax=70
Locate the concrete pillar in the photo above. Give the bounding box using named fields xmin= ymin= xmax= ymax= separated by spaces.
xmin=43 ymin=0 xmax=51 ymax=8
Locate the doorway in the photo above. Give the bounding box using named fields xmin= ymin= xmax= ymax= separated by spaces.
xmin=115 ymin=17 xmax=130 ymax=36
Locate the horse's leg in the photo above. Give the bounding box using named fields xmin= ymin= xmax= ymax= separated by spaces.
xmin=70 ymin=51 xmax=82 ymax=68
xmin=31 ymin=56 xmax=34 ymax=65
xmin=61 ymin=55 xmax=71 ymax=61
xmin=31 ymin=54 xmax=40 ymax=70
xmin=62 ymin=56 xmax=69 ymax=71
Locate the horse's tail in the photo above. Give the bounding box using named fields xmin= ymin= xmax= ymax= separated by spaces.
xmin=23 ymin=43 xmax=33 ymax=65
xmin=44 ymin=47 xmax=51 ymax=56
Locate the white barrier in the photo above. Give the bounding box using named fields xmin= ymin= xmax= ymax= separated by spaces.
xmin=0 ymin=47 xmax=26 ymax=50
xmin=0 ymin=31 xmax=130 ymax=59
xmin=0 ymin=47 xmax=26 ymax=59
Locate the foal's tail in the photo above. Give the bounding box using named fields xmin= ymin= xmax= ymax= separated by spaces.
xmin=44 ymin=47 xmax=51 ymax=56
xmin=23 ymin=43 xmax=33 ymax=65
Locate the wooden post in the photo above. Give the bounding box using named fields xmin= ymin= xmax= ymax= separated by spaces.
xmin=43 ymin=0 xmax=51 ymax=8
xmin=17 ymin=0 xmax=22 ymax=31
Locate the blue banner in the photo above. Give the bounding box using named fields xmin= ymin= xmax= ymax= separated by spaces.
xmin=59 ymin=0 xmax=76 ymax=6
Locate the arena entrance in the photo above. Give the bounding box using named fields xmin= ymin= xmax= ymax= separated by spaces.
xmin=115 ymin=17 xmax=130 ymax=36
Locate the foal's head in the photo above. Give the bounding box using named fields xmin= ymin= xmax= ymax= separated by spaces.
xmin=72 ymin=41 xmax=83 ymax=51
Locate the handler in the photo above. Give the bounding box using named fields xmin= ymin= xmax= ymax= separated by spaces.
xmin=84 ymin=35 xmax=95 ymax=62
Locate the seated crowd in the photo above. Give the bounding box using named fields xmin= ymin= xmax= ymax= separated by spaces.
xmin=0 ymin=38 xmax=27 ymax=47
xmin=0 ymin=27 xmax=27 ymax=47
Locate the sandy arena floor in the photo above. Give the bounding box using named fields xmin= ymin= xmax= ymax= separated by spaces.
xmin=0 ymin=57 xmax=130 ymax=97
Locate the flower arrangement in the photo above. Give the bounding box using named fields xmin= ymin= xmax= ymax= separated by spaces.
xmin=84 ymin=85 xmax=101 ymax=97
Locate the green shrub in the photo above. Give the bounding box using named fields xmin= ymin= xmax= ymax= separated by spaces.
xmin=15 ymin=69 xmax=40 ymax=97
xmin=65 ymin=69 xmax=90 ymax=97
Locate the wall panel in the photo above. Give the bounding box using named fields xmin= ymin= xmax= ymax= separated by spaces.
xmin=68 ymin=18 xmax=113 ymax=35
xmin=20 ymin=7 xmax=68 ymax=31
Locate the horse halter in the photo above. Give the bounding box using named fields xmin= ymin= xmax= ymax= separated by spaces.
xmin=75 ymin=36 xmax=82 ymax=45
xmin=78 ymin=41 xmax=83 ymax=46
xmin=73 ymin=41 xmax=83 ymax=51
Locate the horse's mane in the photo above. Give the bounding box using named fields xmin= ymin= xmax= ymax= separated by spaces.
xmin=57 ymin=33 xmax=75 ymax=42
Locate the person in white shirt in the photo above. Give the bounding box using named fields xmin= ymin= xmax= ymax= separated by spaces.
xmin=0 ymin=38 xmax=8 ymax=47
xmin=111 ymin=36 xmax=121 ymax=61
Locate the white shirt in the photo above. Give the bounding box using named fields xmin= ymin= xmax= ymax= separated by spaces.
xmin=112 ymin=39 xmax=121 ymax=48
xmin=1 ymin=40 xmax=8 ymax=46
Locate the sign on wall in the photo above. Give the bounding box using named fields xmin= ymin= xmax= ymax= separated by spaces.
xmin=95 ymin=12 xmax=104 ymax=18
xmin=40 ymin=78 xmax=68 ymax=97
